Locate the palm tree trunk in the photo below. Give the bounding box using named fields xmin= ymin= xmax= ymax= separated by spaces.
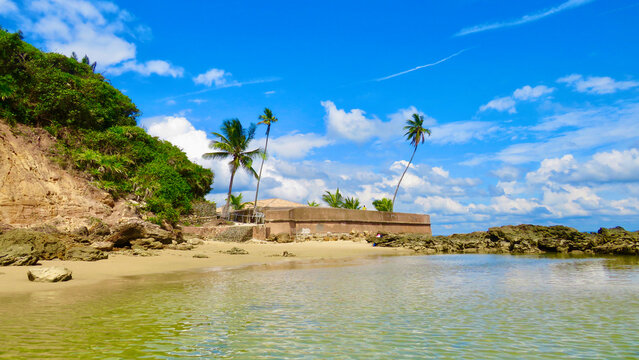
xmin=224 ymin=169 xmax=236 ymax=219
xmin=391 ymin=146 xmax=417 ymax=212
xmin=253 ymin=125 xmax=270 ymax=223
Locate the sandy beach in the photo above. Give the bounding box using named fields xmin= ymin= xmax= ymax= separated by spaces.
xmin=0 ymin=240 xmax=411 ymax=295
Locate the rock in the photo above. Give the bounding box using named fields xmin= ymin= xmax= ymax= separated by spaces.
xmin=130 ymin=238 xmax=164 ymax=250
xmin=275 ymin=233 xmax=292 ymax=243
xmin=282 ymin=251 xmax=295 ymax=257
xmin=72 ymin=226 xmax=89 ymax=236
xmin=90 ymin=222 xmax=111 ymax=236
xmin=27 ymin=267 xmax=72 ymax=282
xmin=132 ymin=248 xmax=153 ymax=257
xmin=0 ymin=229 xmax=66 ymax=266
xmin=106 ymin=220 xmax=176 ymax=247
xmin=224 ymin=247 xmax=249 ymax=255
xmin=193 ymin=253 xmax=209 ymax=258
xmin=187 ymin=238 xmax=204 ymax=245
xmin=90 ymin=241 xmax=114 ymax=251
xmin=214 ymin=226 xmax=255 ymax=242
xmin=64 ymin=246 xmax=108 ymax=261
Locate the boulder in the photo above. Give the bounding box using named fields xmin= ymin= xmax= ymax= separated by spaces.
xmin=224 ymin=247 xmax=249 ymax=255
xmin=65 ymin=246 xmax=108 ymax=261
xmin=106 ymin=220 xmax=176 ymax=247
xmin=0 ymin=229 xmax=66 ymax=266
xmin=27 ymin=267 xmax=72 ymax=282
xmin=193 ymin=253 xmax=209 ymax=258
xmin=275 ymin=233 xmax=293 ymax=243
xmin=130 ymin=238 xmax=165 ymax=250
xmin=90 ymin=241 xmax=114 ymax=251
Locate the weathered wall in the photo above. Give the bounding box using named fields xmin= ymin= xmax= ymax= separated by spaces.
xmin=264 ymin=207 xmax=431 ymax=236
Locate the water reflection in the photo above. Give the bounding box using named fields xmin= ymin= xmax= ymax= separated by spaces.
xmin=1 ymin=255 xmax=638 ymax=359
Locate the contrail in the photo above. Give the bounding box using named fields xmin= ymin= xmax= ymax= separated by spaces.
xmin=375 ymin=49 xmax=468 ymax=82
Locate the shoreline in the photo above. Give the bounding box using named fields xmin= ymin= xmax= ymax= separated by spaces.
xmin=0 ymin=240 xmax=411 ymax=296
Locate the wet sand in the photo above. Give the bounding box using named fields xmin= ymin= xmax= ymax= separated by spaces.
xmin=0 ymin=240 xmax=410 ymax=295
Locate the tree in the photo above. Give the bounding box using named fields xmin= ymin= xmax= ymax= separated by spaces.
xmin=204 ymin=119 xmax=263 ymax=218
xmin=252 ymin=108 xmax=278 ymax=222
xmin=322 ymin=188 xmax=343 ymax=208
xmin=391 ymin=113 xmax=431 ymax=211
xmin=342 ymin=196 xmax=361 ymax=210
xmin=307 ymin=200 xmax=319 ymax=207
xmin=372 ymin=198 xmax=393 ymax=212
xmin=230 ymin=193 xmax=246 ymax=210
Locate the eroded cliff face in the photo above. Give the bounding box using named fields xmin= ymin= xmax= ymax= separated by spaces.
xmin=0 ymin=121 xmax=115 ymax=229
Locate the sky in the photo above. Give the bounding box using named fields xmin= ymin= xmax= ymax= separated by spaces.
xmin=2 ymin=0 xmax=639 ymax=234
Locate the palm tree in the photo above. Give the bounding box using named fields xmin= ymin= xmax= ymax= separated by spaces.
xmin=342 ymin=197 xmax=361 ymax=210
xmin=230 ymin=193 xmax=246 ymax=210
xmin=253 ymin=108 xmax=278 ymax=222
xmin=307 ymin=200 xmax=319 ymax=207
xmin=322 ymin=188 xmax=343 ymax=208
xmin=391 ymin=113 xmax=431 ymax=211
xmin=204 ymin=119 xmax=264 ymax=218
xmin=372 ymin=198 xmax=393 ymax=212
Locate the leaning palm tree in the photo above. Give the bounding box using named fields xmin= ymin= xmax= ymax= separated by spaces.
xmin=322 ymin=188 xmax=343 ymax=208
xmin=372 ymin=198 xmax=393 ymax=212
xmin=204 ymin=119 xmax=263 ymax=218
xmin=391 ymin=113 xmax=431 ymax=211
xmin=252 ymin=108 xmax=278 ymax=222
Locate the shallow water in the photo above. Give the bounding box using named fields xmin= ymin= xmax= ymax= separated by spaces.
xmin=1 ymin=254 xmax=639 ymax=359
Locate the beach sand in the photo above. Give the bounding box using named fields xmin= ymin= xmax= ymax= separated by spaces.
xmin=0 ymin=240 xmax=411 ymax=295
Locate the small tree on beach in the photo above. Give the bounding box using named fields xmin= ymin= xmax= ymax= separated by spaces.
xmin=322 ymin=188 xmax=343 ymax=208
xmin=342 ymin=197 xmax=361 ymax=210
xmin=252 ymin=108 xmax=278 ymax=221
xmin=391 ymin=113 xmax=431 ymax=212
xmin=203 ymin=119 xmax=264 ymax=218
xmin=372 ymin=198 xmax=393 ymax=212
xmin=307 ymin=200 xmax=319 ymax=207
xmin=230 ymin=193 xmax=246 ymax=210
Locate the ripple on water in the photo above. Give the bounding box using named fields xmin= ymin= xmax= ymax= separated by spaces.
xmin=1 ymin=255 xmax=639 ymax=359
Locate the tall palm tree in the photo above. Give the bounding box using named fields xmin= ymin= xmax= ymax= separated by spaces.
xmin=204 ymin=119 xmax=263 ymax=218
xmin=391 ymin=113 xmax=431 ymax=211
xmin=253 ymin=108 xmax=278 ymax=222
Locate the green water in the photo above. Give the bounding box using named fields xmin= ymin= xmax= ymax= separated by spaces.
xmin=1 ymin=255 xmax=639 ymax=359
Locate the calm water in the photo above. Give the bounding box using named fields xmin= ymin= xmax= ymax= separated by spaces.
xmin=1 ymin=255 xmax=639 ymax=359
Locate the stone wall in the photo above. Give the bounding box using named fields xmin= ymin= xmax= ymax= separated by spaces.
xmin=264 ymin=207 xmax=431 ymax=237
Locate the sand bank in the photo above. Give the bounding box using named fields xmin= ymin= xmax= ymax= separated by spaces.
xmin=0 ymin=240 xmax=410 ymax=295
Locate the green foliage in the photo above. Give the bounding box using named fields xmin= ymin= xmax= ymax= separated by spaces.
xmin=230 ymin=193 xmax=246 ymax=210
xmin=342 ymin=197 xmax=361 ymax=210
xmin=0 ymin=29 xmax=139 ymax=129
xmin=307 ymin=200 xmax=319 ymax=207
xmin=0 ymin=29 xmax=214 ymax=225
xmin=372 ymin=198 xmax=394 ymax=212
xmin=322 ymin=188 xmax=343 ymax=208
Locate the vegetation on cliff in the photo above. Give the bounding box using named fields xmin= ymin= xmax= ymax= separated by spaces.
xmin=0 ymin=29 xmax=213 ymax=224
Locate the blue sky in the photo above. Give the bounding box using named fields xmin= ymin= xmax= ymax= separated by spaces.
xmin=2 ymin=0 xmax=639 ymax=234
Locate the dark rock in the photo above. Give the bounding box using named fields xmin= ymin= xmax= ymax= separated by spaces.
xmin=193 ymin=253 xmax=209 ymax=258
xmin=130 ymin=238 xmax=164 ymax=249
xmin=72 ymin=226 xmax=89 ymax=236
xmin=64 ymin=246 xmax=108 ymax=261
xmin=106 ymin=220 xmax=176 ymax=247
xmin=90 ymin=222 xmax=111 ymax=236
xmin=27 ymin=267 xmax=72 ymax=282
xmin=282 ymin=251 xmax=295 ymax=257
xmin=214 ymin=226 xmax=254 ymax=242
xmin=0 ymin=229 xmax=66 ymax=266
xmin=224 ymin=247 xmax=248 ymax=255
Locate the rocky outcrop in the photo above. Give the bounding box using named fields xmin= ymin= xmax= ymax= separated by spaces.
xmin=223 ymin=247 xmax=249 ymax=255
xmin=0 ymin=229 xmax=67 ymax=265
xmin=0 ymin=122 xmax=114 ymax=228
xmin=369 ymin=225 xmax=639 ymax=255
xmin=106 ymin=220 xmax=179 ymax=248
xmin=27 ymin=267 xmax=72 ymax=282
xmin=64 ymin=246 xmax=108 ymax=261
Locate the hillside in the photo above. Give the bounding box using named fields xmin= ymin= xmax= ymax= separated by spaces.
xmin=0 ymin=29 xmax=214 ymax=228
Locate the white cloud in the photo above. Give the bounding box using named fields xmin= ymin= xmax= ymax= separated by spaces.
xmin=558 ymin=74 xmax=639 ymax=94
xmin=480 ymin=85 xmax=554 ymax=113
xmin=0 ymin=0 xmax=18 ymax=14
xmin=188 ymin=99 xmax=208 ymax=105
xmin=456 ymin=0 xmax=594 ymax=36
xmin=9 ymin=0 xmax=179 ymax=77
xmin=416 ymin=196 xmax=469 ymax=215
xmin=264 ymin=133 xmax=333 ymax=159
xmin=193 ymin=68 xmax=236 ymax=87
xmin=431 ymin=121 xmax=500 ymax=144
xmin=105 ymin=60 xmax=183 ymax=77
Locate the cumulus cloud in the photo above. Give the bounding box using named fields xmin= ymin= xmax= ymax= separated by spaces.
xmin=264 ymin=133 xmax=333 ymax=159
xmin=431 ymin=121 xmax=500 ymax=144
xmin=193 ymin=68 xmax=235 ymax=87
xmin=7 ymin=0 xmax=180 ymax=77
xmin=558 ymin=74 xmax=639 ymax=94
xmin=480 ymin=85 xmax=554 ymax=113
